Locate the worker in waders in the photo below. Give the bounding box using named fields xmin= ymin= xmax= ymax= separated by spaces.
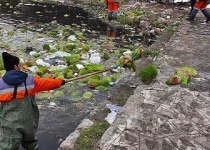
xmin=105 ymin=0 xmax=118 ymax=21
xmin=0 ymin=52 xmax=66 ymax=150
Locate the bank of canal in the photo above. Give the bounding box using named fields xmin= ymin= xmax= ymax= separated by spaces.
xmin=0 ymin=1 xmax=143 ymax=149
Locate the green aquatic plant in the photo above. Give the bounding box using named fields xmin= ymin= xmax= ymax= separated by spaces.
xmin=79 ymin=78 xmax=89 ymax=84
xmin=24 ymin=60 xmax=35 ymax=67
xmin=47 ymin=31 xmax=58 ymax=37
xmin=166 ymin=66 xmax=198 ymax=85
xmin=79 ymin=68 xmax=90 ymax=75
xmin=35 ymin=66 xmax=48 ymax=77
xmin=73 ymin=121 xmax=109 ymax=150
xmin=102 ymin=52 xmax=110 ymax=60
xmin=96 ymin=85 xmax=108 ymax=91
xmin=85 ymin=64 xmax=104 ymax=72
xmin=62 ymin=68 xmax=74 ymax=79
xmin=70 ymin=64 xmax=80 ymax=73
xmin=65 ymin=42 xmax=76 ymax=51
xmin=143 ymin=49 xmax=159 ymax=58
xmin=33 ymin=53 xmax=40 ymax=58
xmin=43 ymin=44 xmax=50 ymax=51
xmin=83 ymin=92 xmax=93 ymax=99
xmin=119 ymin=48 xmax=127 ymax=54
xmin=111 ymin=73 xmax=120 ymax=82
xmin=175 ymin=70 xmax=189 ymax=85
xmin=181 ymin=66 xmax=198 ymax=77
xmin=76 ymin=31 xmax=84 ymax=39
xmin=87 ymin=78 xmax=100 ymax=88
xmin=54 ymin=91 xmax=64 ymax=97
xmin=90 ymin=75 xmax=100 ymax=80
xmin=139 ymin=64 xmax=158 ymax=84
xmin=128 ymin=44 xmax=135 ymax=51
xmin=82 ymin=44 xmax=90 ymax=52
xmin=7 ymin=30 xmax=15 ymax=36
xmin=64 ymin=54 xmax=80 ymax=65
xmin=166 ymin=27 xmax=175 ymax=34
xmin=117 ymin=15 xmax=134 ymax=25
xmin=100 ymin=76 xmax=111 ymax=87
xmin=51 ymin=70 xmax=60 ymax=78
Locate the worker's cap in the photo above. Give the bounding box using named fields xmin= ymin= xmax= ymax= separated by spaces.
xmin=2 ymin=52 xmax=20 ymax=71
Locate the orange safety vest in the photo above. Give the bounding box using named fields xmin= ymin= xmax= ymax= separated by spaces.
xmin=106 ymin=0 xmax=118 ymax=12
xmin=0 ymin=74 xmax=63 ymax=102
xmin=194 ymin=1 xmax=207 ymax=9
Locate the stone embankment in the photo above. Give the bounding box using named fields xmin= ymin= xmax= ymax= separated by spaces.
xmin=56 ymin=2 xmax=210 ymax=150
xmin=99 ymin=11 xmax=210 ymax=149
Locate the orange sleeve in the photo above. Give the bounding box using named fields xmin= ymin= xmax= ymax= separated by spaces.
xmin=33 ymin=75 xmax=63 ymax=93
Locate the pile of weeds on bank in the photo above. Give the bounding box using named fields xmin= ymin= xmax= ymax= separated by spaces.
xmin=73 ymin=121 xmax=109 ymax=150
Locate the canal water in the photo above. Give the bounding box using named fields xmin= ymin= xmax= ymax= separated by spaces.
xmin=0 ymin=1 xmax=141 ymax=149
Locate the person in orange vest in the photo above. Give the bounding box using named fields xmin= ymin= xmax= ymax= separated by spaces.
xmin=186 ymin=0 xmax=210 ymax=23
xmin=0 ymin=52 xmax=66 ymax=149
xmin=105 ymin=0 xmax=118 ymax=21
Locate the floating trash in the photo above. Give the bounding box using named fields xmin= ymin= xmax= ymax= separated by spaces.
xmin=67 ymin=35 xmax=76 ymax=41
xmin=36 ymin=59 xmax=50 ymax=67
xmin=90 ymin=53 xmax=101 ymax=64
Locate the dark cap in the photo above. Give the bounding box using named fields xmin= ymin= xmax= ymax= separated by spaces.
xmin=2 ymin=52 xmax=20 ymax=71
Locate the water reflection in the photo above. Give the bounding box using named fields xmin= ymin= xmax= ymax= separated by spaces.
xmin=0 ymin=1 xmax=108 ymax=34
xmin=106 ymin=27 xmax=117 ymax=38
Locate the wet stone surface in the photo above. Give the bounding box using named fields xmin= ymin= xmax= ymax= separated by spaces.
xmin=99 ymin=11 xmax=210 ymax=150
xmin=0 ymin=1 xmax=141 ymax=150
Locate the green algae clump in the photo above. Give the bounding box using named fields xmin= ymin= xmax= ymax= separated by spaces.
xmin=82 ymin=92 xmax=93 ymax=99
xmin=139 ymin=64 xmax=157 ymax=84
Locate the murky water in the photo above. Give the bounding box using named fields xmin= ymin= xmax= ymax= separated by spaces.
xmin=0 ymin=0 xmax=151 ymax=46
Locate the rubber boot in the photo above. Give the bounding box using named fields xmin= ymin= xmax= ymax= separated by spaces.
xmin=186 ymin=9 xmax=198 ymax=21
xmin=201 ymin=9 xmax=210 ymax=23
xmin=112 ymin=11 xmax=118 ymax=20
xmin=108 ymin=12 xmax=113 ymax=21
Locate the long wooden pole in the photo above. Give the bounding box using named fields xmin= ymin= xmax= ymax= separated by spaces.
xmin=65 ymin=68 xmax=112 ymax=83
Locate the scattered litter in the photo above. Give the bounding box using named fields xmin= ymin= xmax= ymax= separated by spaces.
xmin=76 ymin=64 xmax=85 ymax=70
xmin=57 ymin=65 xmax=67 ymax=70
xmin=106 ymin=104 xmax=122 ymax=113
xmin=48 ymin=102 xmax=57 ymax=108
xmin=29 ymin=51 xmax=38 ymax=56
xmin=109 ymin=82 xmax=115 ymax=87
xmin=67 ymin=35 xmax=77 ymax=41
xmin=46 ymin=39 xmax=54 ymax=43
xmin=105 ymin=111 xmax=117 ymax=124
xmin=81 ymin=53 xmax=89 ymax=59
xmin=37 ymin=38 xmax=45 ymax=42
xmin=105 ymin=102 xmax=122 ymax=124
xmin=92 ymin=89 xmax=99 ymax=93
xmin=20 ymin=58 xmax=24 ymax=63
xmin=123 ymin=50 xmax=132 ymax=55
xmin=36 ymin=59 xmax=50 ymax=67
xmin=46 ymin=51 xmax=71 ymax=59
xmin=129 ymin=84 xmax=136 ymax=88
xmin=57 ymin=138 xmax=63 ymax=144
xmin=49 ymin=65 xmax=57 ymax=71
xmin=55 ymin=59 xmax=64 ymax=63
xmin=28 ymin=66 xmax=39 ymax=73
xmin=90 ymin=53 xmax=101 ymax=64
xmin=74 ymin=73 xmax=78 ymax=76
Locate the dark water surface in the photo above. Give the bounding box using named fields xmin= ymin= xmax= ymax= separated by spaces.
xmin=0 ymin=1 xmax=109 ymax=150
